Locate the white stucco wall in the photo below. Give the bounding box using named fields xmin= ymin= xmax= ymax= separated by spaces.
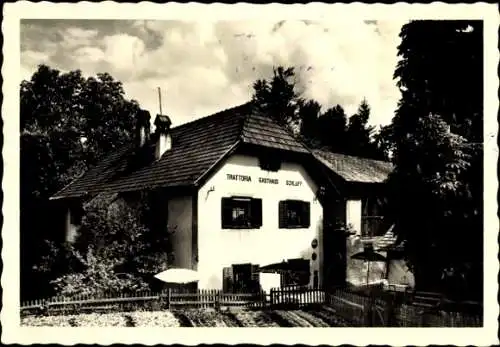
xmin=168 ymin=195 xmax=193 ymax=269
xmin=65 ymin=208 xmax=79 ymax=243
xmin=387 ymin=260 xmax=415 ymax=288
xmin=346 ymin=199 xmax=362 ymax=236
xmin=197 ymin=154 xmax=323 ymax=290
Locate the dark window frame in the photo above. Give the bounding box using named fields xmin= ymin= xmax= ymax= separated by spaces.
xmin=259 ymin=155 xmax=282 ymax=172
xmin=221 ymin=196 xmax=263 ymax=229
xmin=361 ymin=196 xmax=388 ymax=238
xmin=278 ymin=199 xmax=311 ymax=229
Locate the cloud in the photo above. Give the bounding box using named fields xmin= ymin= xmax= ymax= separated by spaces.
xmin=20 ymin=50 xmax=51 ymax=78
xmin=101 ymin=34 xmax=146 ymax=79
xmin=66 ymin=27 xmax=99 ymax=40
xmin=20 ymin=19 xmax=406 ymax=127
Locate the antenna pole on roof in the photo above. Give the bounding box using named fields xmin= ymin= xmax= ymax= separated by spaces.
xmin=157 ymin=87 xmax=163 ymax=115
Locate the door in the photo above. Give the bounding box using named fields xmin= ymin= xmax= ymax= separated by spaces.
xmin=322 ymin=201 xmax=347 ymax=288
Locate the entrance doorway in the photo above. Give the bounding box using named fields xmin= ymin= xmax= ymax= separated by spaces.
xmin=322 ymin=202 xmax=347 ymax=288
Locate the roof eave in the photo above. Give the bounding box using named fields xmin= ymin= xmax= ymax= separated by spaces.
xmin=193 ymin=139 xmax=242 ymax=188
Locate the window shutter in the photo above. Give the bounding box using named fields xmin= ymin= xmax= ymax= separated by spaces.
xmin=251 ymin=198 xmax=262 ymax=227
xmin=221 ymin=198 xmax=232 ymax=228
xmin=279 ymin=200 xmax=287 ymax=228
xmin=302 ymin=201 xmax=311 ymax=227
xmin=223 ymin=266 xmax=233 ymax=293
xmin=251 ymin=264 xmax=260 ymax=292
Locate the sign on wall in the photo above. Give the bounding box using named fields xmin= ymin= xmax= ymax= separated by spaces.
xmin=226 ymin=173 xmax=302 ymax=187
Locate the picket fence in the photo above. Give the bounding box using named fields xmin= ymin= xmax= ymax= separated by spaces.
xmin=21 ymin=288 xmax=268 ymax=315
xmin=21 ymin=286 xmax=482 ymax=327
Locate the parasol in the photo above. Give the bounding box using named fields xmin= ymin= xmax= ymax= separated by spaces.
xmin=351 ymin=248 xmax=387 ymax=285
xmin=154 ymin=268 xmax=199 ymax=284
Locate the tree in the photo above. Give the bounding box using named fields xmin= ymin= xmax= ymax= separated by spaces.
xmin=49 ymin=194 xmax=170 ymax=297
xmin=21 ymin=66 xmax=141 ymax=199
xmin=298 ymin=99 xmax=322 ymax=147
xmin=394 ymin=21 xmax=483 ymax=142
xmin=387 ymin=20 xmax=483 ymax=299
xmin=373 ymin=124 xmax=394 ymax=161
xmin=346 ymin=99 xmax=379 ymax=158
xmin=20 ymin=65 xmax=143 ymax=300
xmin=316 ymin=105 xmax=348 ymax=153
xmin=250 ymin=66 xmax=386 ymax=159
xmin=252 ymin=66 xmax=302 ymax=132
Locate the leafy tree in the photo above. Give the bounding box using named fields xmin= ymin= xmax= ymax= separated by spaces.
xmin=387 ymin=20 xmax=483 ymax=299
xmin=21 ymin=65 xmax=141 ymax=199
xmin=50 ymin=194 xmax=170 ymax=297
xmin=20 ymin=65 xmax=143 ymax=300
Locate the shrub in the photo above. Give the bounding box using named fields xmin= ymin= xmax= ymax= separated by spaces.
xmin=51 ymin=193 xmax=171 ymax=297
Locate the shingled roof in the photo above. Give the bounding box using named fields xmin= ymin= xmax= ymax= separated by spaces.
xmin=51 ymin=102 xmax=309 ymax=200
xmin=312 ymin=149 xmax=393 ymax=184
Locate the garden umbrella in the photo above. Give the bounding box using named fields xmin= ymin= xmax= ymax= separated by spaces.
xmin=351 ymin=249 xmax=387 ymax=285
xmin=154 ymin=268 xmax=199 ymax=284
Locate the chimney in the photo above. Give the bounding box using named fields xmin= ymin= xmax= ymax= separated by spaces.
xmin=135 ymin=110 xmax=151 ymax=148
xmin=154 ymin=114 xmax=172 ymax=160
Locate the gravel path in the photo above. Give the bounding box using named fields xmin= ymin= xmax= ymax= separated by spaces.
xmin=21 ymin=306 xmax=353 ymax=327
xmin=126 ymin=311 xmax=181 ymax=327
xmin=22 ymin=313 xmax=128 ymax=327
xmin=174 ymin=308 xmax=231 ymax=327
xmin=227 ymin=308 xmax=280 ymax=327
xmin=303 ymin=305 xmax=352 ymax=327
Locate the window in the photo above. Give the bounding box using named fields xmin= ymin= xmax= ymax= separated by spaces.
xmin=361 ymin=196 xmax=389 ymax=237
xmin=279 ymin=200 xmax=310 ymax=228
xmin=259 ymin=155 xmax=281 ymax=172
xmin=221 ymin=197 xmax=262 ymax=229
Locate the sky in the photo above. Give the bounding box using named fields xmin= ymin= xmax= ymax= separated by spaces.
xmin=20 ymin=19 xmax=407 ymax=128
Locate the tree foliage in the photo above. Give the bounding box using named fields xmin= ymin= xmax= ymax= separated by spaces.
xmin=386 ymin=20 xmax=483 ymax=298
xmin=252 ymin=66 xmax=302 ymax=131
xmin=20 ymin=65 xmax=145 ymax=300
xmin=251 ymin=65 xmax=384 ymax=159
xmin=346 ymin=99 xmax=378 ymax=157
xmin=49 ymin=194 xmax=170 ymax=297
xmin=21 ymin=65 xmax=141 ymax=201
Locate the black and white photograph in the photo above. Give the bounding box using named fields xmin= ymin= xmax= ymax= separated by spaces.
xmin=2 ymin=2 xmax=498 ymax=346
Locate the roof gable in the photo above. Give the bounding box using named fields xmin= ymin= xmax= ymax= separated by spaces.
xmin=241 ymin=112 xmax=309 ymax=153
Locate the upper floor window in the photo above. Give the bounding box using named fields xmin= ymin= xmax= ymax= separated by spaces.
xmin=279 ymin=200 xmax=310 ymax=229
xmin=259 ymin=155 xmax=281 ymax=172
xmin=221 ymin=197 xmax=262 ymax=229
xmin=361 ymin=196 xmax=389 ymax=238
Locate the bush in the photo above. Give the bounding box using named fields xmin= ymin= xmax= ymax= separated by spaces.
xmin=51 ymin=193 xmax=171 ymax=297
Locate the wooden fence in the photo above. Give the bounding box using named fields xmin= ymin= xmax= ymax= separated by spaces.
xmin=325 ymin=286 xmax=483 ymax=327
xmin=21 ymin=289 xmax=269 ymax=316
xmin=21 ymin=286 xmax=482 ymax=327
xmin=269 ymin=287 xmax=325 ymax=308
